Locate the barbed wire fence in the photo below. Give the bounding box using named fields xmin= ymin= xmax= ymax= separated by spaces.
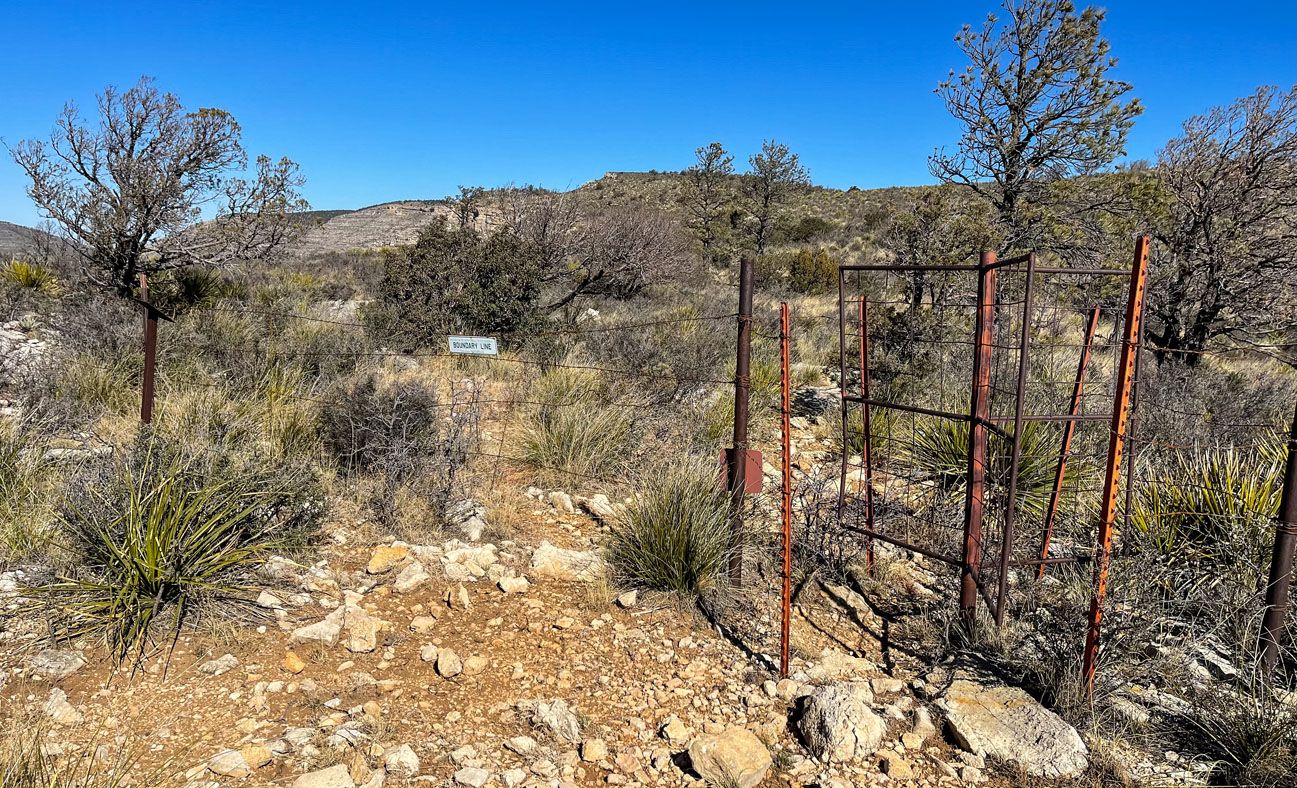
xmin=124 ymin=247 xmax=1297 ymax=694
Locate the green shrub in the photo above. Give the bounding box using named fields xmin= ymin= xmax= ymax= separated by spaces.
xmin=607 ymin=457 xmax=733 ymax=596
xmin=787 ymin=248 xmax=839 ymax=294
xmin=36 ymin=437 xmax=324 ymax=666
xmin=778 ymin=215 xmax=836 ymax=243
xmin=580 ymin=304 xmax=729 ymax=403
xmin=906 ymin=418 xmax=1077 ymax=517
xmin=366 ymin=219 xmax=544 ymax=347
xmin=521 ymin=369 xmax=633 ymax=485
xmin=1 ymin=259 xmax=60 ymax=296
xmin=1131 ymin=440 xmax=1284 ymax=564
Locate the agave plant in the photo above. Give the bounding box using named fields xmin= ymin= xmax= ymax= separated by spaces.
xmin=905 ymin=417 xmax=1082 ymax=518
xmin=1131 ymin=439 xmax=1284 ymax=564
xmin=1 ymin=259 xmax=60 ymax=296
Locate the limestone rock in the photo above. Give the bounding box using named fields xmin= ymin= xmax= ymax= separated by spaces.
xmin=44 ymin=688 xmax=82 ymax=725
xmin=198 ymin=653 xmax=239 ymax=676
xmin=292 ymin=606 xmax=347 ymax=646
xmin=687 ymin=727 xmax=773 ymax=788
xmin=25 ymin=649 xmax=85 ymax=680
xmin=497 ymin=575 xmax=530 ymax=594
xmin=805 ymin=650 xmax=878 ymax=684
xmin=938 ymin=678 xmax=1088 ymax=778
xmin=367 ymin=546 xmax=409 ymax=574
xmin=798 ymin=683 xmax=886 ymax=763
xmin=392 ymin=561 xmax=430 ymax=592
xmin=530 ymin=541 xmax=606 ymax=582
xmin=292 ymin=763 xmax=355 ymax=788
xmin=436 ymin=649 xmax=463 ymax=678
xmin=580 ymin=738 xmax=608 ymax=762
xmin=208 ymin=749 xmax=251 ymax=778
xmin=533 ymin=699 xmax=582 ymax=743
xmin=384 ymin=744 xmax=420 ymax=778
xmin=454 ymin=767 xmax=490 ymax=787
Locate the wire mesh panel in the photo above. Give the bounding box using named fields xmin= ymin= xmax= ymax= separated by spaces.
xmin=837 ymin=253 xmax=1142 ymax=624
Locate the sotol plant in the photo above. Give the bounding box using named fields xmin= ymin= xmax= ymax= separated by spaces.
xmin=607 ymin=457 xmax=734 ymax=597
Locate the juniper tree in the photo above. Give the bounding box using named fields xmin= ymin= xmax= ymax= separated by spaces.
xmin=1147 ymin=85 xmax=1297 ymax=362
xmin=11 ymin=77 xmax=305 ymax=296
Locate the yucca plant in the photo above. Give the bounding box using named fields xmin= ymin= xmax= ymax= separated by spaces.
xmin=36 ymin=442 xmax=322 ymax=667
xmin=607 ymin=457 xmax=734 ymax=597
xmin=906 ymin=418 xmax=1079 ymax=517
xmin=521 ymin=369 xmax=633 ymax=483
xmin=1131 ymin=440 xmax=1284 ymax=564
xmin=1 ymin=259 xmax=60 ymax=296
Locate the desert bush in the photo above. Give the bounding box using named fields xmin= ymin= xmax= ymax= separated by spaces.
xmin=579 ymin=303 xmax=729 ymax=403
xmin=607 ymin=457 xmax=733 ymax=596
xmin=1131 ymin=440 xmax=1284 ymax=565
xmin=520 ymin=369 xmax=633 ymax=484
xmin=1172 ymin=675 xmax=1297 ymax=786
xmin=318 ymin=369 xmax=476 ymax=529
xmin=36 ymin=436 xmax=324 ymax=665
xmin=778 ymin=215 xmax=837 ymax=244
xmin=1 ymin=259 xmax=60 ymax=296
xmin=790 ymin=471 xmax=864 ymax=578
xmin=367 ymin=219 xmax=544 ymax=347
xmin=787 ymin=248 xmax=839 ymax=294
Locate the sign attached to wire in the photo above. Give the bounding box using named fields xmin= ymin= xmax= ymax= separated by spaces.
xmin=448 ymin=336 xmax=499 ymax=356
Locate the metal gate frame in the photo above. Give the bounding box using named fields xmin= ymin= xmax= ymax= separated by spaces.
xmin=834 ymin=236 xmax=1149 ymax=691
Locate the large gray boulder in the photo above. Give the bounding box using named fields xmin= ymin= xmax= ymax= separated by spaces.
xmin=937 ymin=678 xmax=1089 ymax=778
xmin=797 ymin=682 xmax=886 ymax=763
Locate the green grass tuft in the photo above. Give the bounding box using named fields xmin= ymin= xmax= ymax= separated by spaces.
xmin=607 ymin=457 xmax=734 ymax=597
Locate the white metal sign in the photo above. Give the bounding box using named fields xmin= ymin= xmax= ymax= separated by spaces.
xmin=448 ymin=336 xmax=499 ymax=356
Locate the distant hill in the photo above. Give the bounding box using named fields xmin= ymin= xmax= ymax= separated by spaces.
xmin=288 ymin=175 xmax=924 ymax=260
xmin=292 ymin=200 xmax=454 ymax=257
xmin=0 ymin=220 xmax=67 ymax=261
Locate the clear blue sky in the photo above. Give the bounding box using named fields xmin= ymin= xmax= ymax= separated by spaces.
xmin=2 ymin=1 xmax=1294 ymax=226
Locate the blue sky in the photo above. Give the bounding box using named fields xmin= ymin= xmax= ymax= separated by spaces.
xmin=2 ymin=1 xmax=1294 ymax=225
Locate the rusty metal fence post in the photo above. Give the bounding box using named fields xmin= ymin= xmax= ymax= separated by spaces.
xmin=1082 ymin=234 xmax=1149 ymax=696
xmin=139 ymin=274 xmax=159 ymax=426
xmin=779 ymin=301 xmax=793 ymax=678
xmin=858 ymin=297 xmax=876 ymax=570
xmin=727 ymin=255 xmax=755 ymax=584
xmin=1038 ymin=304 xmax=1101 ymax=579
xmin=960 ymin=251 xmax=997 ymax=621
xmin=995 ymin=252 xmax=1036 ymax=625
xmin=1260 ymin=399 xmax=1297 ymax=677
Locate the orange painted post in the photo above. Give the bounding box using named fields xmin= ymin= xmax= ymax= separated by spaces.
xmin=779 ymin=302 xmax=793 ymax=678
xmin=1037 ymin=304 xmax=1102 ymax=579
xmin=1082 ymin=235 xmax=1149 ymax=696
xmin=858 ymin=296 xmax=876 ymax=570
xmin=960 ymin=252 xmax=997 ymax=621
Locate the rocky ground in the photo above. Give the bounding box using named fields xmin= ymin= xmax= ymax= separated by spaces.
xmin=0 ymin=467 xmax=1118 ymax=788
